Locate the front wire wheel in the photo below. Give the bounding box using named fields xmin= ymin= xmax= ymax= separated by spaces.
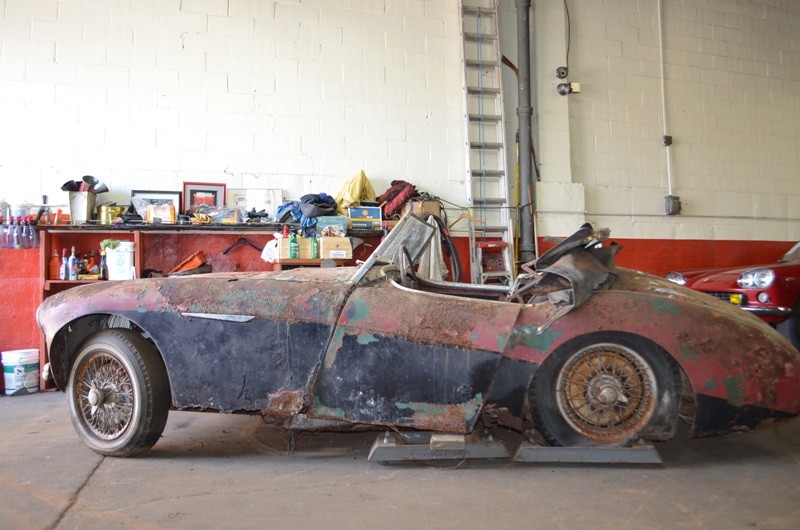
xmin=75 ymin=351 xmax=136 ymax=440
xmin=531 ymin=333 xmax=680 ymax=447
xmin=68 ymin=329 xmax=169 ymax=457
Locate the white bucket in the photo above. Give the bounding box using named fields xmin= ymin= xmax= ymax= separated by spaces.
xmin=68 ymin=191 xmax=96 ymax=224
xmin=107 ymin=241 xmax=135 ymax=280
xmin=2 ymin=349 xmax=40 ymax=396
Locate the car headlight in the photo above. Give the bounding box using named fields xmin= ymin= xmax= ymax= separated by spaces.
xmin=665 ymin=272 xmax=686 ymax=286
xmin=737 ymin=268 xmax=775 ymax=289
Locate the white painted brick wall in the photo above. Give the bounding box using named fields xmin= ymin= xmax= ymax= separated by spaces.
xmin=0 ymin=0 xmax=465 ymax=208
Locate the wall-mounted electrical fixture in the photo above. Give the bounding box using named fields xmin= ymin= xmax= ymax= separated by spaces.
xmin=557 ymin=82 xmax=581 ymax=96
xmin=664 ymin=195 xmax=682 ymax=216
xmin=556 ymin=66 xmax=568 ymax=79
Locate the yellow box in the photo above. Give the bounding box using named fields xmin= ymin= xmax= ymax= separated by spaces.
xmin=319 ymin=237 xmax=352 ymax=259
xmin=279 ymin=237 xmax=312 ymax=259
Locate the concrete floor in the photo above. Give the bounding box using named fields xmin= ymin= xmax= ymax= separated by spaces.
xmin=1 ymin=392 xmax=799 ymax=529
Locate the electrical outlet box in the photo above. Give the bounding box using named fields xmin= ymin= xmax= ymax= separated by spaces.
xmin=664 ymin=195 xmax=682 ymax=216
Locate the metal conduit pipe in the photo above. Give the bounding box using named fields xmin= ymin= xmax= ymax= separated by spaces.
xmin=516 ymin=0 xmax=535 ymax=262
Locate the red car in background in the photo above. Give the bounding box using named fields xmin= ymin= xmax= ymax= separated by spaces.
xmin=666 ymin=241 xmax=800 ymax=349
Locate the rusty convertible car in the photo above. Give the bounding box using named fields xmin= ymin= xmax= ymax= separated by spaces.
xmin=37 ymin=218 xmax=800 ymax=458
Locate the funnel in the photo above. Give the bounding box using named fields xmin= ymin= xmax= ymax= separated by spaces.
xmin=82 ymin=175 xmax=109 ymax=194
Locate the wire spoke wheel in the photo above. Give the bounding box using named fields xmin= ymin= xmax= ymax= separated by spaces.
xmin=556 ymin=343 xmax=656 ymax=443
xmin=530 ymin=333 xmax=680 ymax=447
xmin=68 ymin=329 xmax=170 ymax=457
xmin=75 ymin=352 xmax=135 ymax=440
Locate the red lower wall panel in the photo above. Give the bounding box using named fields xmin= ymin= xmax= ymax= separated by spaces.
xmin=0 ymin=249 xmax=41 ymax=353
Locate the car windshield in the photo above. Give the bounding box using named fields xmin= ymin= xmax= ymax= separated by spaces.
xmin=350 ymin=213 xmax=436 ymax=284
xmin=779 ymin=241 xmax=800 ymax=263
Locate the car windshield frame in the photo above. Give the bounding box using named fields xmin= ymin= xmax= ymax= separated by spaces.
xmin=350 ymin=213 xmax=436 ymax=284
xmin=778 ymin=241 xmax=800 ymax=263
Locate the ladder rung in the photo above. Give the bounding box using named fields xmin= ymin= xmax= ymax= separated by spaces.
xmin=463 ymin=32 xmax=497 ymax=41
xmin=466 ymin=59 xmax=499 ymax=68
xmin=471 ymin=198 xmax=507 ymax=206
xmin=467 ymin=86 xmax=500 ymax=95
xmin=470 ymin=141 xmax=503 ymax=149
xmin=469 ymin=114 xmax=502 ymax=122
xmin=471 ymin=169 xmax=505 ymax=178
xmin=475 ymin=225 xmax=510 ymax=233
xmin=462 ymin=6 xmax=496 ymax=16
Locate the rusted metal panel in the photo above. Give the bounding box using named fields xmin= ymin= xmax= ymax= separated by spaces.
xmin=337 ymin=281 xmax=521 ymax=352
xmin=309 ymin=327 xmax=499 ymax=433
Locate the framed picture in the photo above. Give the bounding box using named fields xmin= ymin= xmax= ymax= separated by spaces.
xmin=183 ymin=182 xmax=226 ymax=212
xmin=130 ymin=190 xmax=182 ymax=217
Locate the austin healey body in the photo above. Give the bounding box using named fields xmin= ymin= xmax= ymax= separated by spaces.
xmin=37 ymin=218 xmax=800 ymax=458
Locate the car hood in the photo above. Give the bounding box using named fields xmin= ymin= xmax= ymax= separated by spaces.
xmin=38 ymin=267 xmax=358 ymax=339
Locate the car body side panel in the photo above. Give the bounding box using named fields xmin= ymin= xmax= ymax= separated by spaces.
xmin=39 ymin=270 xmax=353 ymax=414
xmin=309 ymin=281 xmax=521 ymax=432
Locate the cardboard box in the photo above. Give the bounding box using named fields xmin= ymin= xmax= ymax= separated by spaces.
xmin=319 ymin=237 xmax=352 ymax=259
xmin=348 ymin=206 xmax=382 ymax=230
xmin=401 ymin=199 xmax=440 ymax=219
xmin=317 ymin=216 xmax=348 ymax=237
xmin=279 ymin=237 xmax=312 ymax=259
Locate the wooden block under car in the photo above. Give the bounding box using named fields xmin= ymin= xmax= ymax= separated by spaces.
xmin=319 ymin=237 xmax=352 ymax=259
xmin=279 ymin=237 xmax=312 ymax=259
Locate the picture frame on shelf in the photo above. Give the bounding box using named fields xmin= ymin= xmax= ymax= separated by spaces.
xmin=226 ymin=188 xmax=283 ymax=221
xmin=183 ymin=182 xmax=226 ymax=212
xmin=130 ymin=190 xmax=182 ymax=219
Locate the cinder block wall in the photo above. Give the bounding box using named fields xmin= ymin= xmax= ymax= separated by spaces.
xmin=532 ymin=0 xmax=800 ymax=242
xmin=0 ymin=0 xmax=467 ymax=208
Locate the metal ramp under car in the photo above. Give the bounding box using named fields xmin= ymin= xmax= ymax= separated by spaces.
xmin=367 ymin=431 xmax=662 ymax=465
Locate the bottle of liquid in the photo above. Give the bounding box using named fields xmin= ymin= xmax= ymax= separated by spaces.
xmin=20 ymin=217 xmax=30 ymax=249
xmin=68 ymin=246 xmax=78 ymax=280
xmin=60 ymin=248 xmax=68 ymax=280
xmin=29 ymin=219 xmax=38 ymax=249
xmin=6 ymin=216 xmax=16 ymax=248
xmin=49 ymin=249 xmax=61 ymax=279
xmin=311 ymin=235 xmax=319 ymax=259
xmin=289 ymin=231 xmax=299 ymax=259
xmin=99 ymin=250 xmax=108 ymax=280
xmin=12 ymin=216 xmax=22 ymax=249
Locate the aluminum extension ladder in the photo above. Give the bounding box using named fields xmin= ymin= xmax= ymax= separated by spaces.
xmin=460 ymin=0 xmax=516 ymax=285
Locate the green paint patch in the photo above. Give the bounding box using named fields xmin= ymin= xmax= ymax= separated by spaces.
xmin=509 ymin=327 xmax=562 ymax=352
xmin=649 ymin=297 xmax=681 ymax=316
xmin=136 ymin=306 xmax=147 ymax=314
xmin=309 ymin=396 xmax=346 ymax=419
xmin=344 ymin=299 xmax=370 ymax=323
xmin=356 ymin=333 xmax=379 ymax=346
xmin=395 ymin=393 xmax=484 ymax=418
xmin=723 ymin=376 xmax=744 ymax=406
xmin=679 ymin=343 xmax=700 ymax=360
xmin=705 ymin=379 xmax=716 ymax=390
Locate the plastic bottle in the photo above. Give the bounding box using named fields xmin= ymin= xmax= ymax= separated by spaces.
xmin=12 ymin=216 xmax=22 ymax=249
xmin=289 ymin=231 xmax=299 ymax=259
xmin=311 ymin=235 xmax=319 ymax=259
xmin=6 ymin=216 xmax=16 ymax=248
xmin=68 ymin=246 xmax=78 ymax=280
xmin=49 ymin=249 xmax=61 ymax=279
xmin=60 ymin=248 xmax=68 ymax=280
xmin=20 ymin=217 xmax=30 ymax=249
xmin=99 ymin=250 xmax=108 ymax=280
xmin=29 ymin=219 xmax=38 ymax=249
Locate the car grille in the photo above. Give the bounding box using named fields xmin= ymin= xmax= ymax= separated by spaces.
xmin=703 ymin=291 xmax=746 ymax=304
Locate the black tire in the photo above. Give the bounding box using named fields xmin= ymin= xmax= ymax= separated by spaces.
xmin=67 ymin=329 xmax=170 ymax=457
xmin=530 ymin=333 xmax=681 ymax=447
xmin=776 ymin=303 xmax=800 ymax=350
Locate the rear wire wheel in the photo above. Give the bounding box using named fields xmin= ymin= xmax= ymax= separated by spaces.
xmin=68 ymin=329 xmax=169 ymax=457
xmin=530 ymin=333 xmax=680 ymax=447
